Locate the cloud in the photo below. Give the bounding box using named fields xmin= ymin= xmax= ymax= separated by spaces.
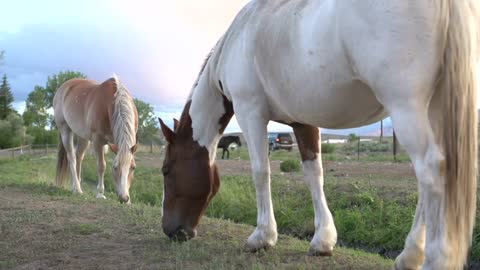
xmin=1 ymin=0 xmax=477 ymax=136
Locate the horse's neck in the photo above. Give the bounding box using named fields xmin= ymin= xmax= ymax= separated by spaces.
xmin=186 ymin=72 xmax=233 ymax=163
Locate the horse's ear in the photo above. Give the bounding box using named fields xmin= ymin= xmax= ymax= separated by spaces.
xmin=173 ymin=118 xmax=179 ymax=131
xmin=159 ymin=118 xmax=175 ymax=144
xmin=131 ymin=144 xmax=138 ymax=153
xmin=109 ymin=143 xmax=119 ymax=154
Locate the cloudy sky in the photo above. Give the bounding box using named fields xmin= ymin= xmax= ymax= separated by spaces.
xmin=3 ymin=0 xmax=476 ymax=135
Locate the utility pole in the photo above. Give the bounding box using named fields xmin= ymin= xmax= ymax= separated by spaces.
xmin=380 ymin=120 xmax=383 ymax=142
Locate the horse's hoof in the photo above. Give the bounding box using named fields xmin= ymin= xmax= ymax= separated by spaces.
xmin=96 ymin=193 xmax=107 ymax=199
xmin=308 ymin=247 xmax=333 ymax=257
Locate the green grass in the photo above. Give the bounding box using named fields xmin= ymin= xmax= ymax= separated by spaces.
xmin=217 ymin=145 xmax=410 ymax=163
xmin=280 ymin=159 xmax=301 ymax=173
xmin=0 ymin=156 xmax=393 ymax=269
xmin=1 ymin=152 xmax=479 ymax=266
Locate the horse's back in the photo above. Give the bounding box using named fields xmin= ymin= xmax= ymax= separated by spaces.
xmin=54 ymin=78 xmax=116 ymax=141
xmin=216 ymin=0 xmax=442 ymax=129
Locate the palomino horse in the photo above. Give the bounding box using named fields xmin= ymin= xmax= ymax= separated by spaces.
xmin=217 ymin=135 xmax=242 ymax=159
xmin=159 ymin=1 xmax=479 ymax=269
xmin=54 ymin=76 xmax=138 ymax=203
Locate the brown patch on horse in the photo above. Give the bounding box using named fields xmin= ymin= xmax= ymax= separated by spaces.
xmin=291 ymin=123 xmax=319 ymax=161
xmin=160 ymin=95 xmax=234 ymax=240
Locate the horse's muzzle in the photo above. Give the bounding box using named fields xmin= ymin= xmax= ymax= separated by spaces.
xmin=119 ymin=194 xmax=130 ymax=204
xmin=164 ymin=226 xmax=197 ymax=242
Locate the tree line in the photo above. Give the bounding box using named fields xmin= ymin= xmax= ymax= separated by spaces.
xmin=0 ymin=51 xmax=159 ymax=149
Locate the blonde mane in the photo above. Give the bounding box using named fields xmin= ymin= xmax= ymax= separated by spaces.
xmin=111 ymin=75 xmax=136 ymax=164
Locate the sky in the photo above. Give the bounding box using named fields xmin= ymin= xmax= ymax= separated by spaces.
xmin=1 ymin=0 xmax=477 ymax=135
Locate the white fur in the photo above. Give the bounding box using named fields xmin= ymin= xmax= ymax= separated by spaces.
xmin=185 ymin=1 xmax=479 ymax=267
xmin=303 ymin=159 xmax=337 ymax=253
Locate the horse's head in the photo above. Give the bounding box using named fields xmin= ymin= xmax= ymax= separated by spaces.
xmin=159 ymin=118 xmax=220 ymax=241
xmin=109 ymin=143 xmax=137 ymax=203
xmin=235 ymin=136 xmax=242 ymax=147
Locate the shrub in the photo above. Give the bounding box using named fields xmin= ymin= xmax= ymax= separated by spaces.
xmin=321 ymin=143 xmax=336 ymax=153
xmin=26 ymin=127 xmax=59 ymax=145
xmin=0 ymin=113 xmax=27 ymax=149
xmin=280 ymin=159 xmax=301 ymax=172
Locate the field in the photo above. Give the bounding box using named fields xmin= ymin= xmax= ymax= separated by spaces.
xmin=0 ymin=144 xmax=479 ymax=269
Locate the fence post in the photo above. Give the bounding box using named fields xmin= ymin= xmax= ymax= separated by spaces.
xmin=45 ymin=144 xmax=48 ymax=154
xmin=357 ymin=137 xmax=360 ymax=161
xmin=380 ymin=120 xmax=383 ymax=143
xmin=393 ymin=131 xmax=397 ymax=161
xmin=150 ymin=141 xmax=153 ymax=154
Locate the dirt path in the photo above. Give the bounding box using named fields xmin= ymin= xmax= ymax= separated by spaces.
xmin=0 ymin=187 xmax=392 ymax=270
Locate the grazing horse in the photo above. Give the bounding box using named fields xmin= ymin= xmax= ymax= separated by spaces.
xmin=217 ymin=135 xmax=242 ymax=159
xmin=54 ymin=76 xmax=138 ymax=203
xmin=159 ymin=1 xmax=479 ymax=269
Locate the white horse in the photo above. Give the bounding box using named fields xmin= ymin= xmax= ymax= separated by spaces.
xmin=159 ymin=1 xmax=479 ymax=269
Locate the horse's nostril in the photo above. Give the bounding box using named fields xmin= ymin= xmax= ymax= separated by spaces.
xmin=165 ymin=227 xmax=195 ymax=242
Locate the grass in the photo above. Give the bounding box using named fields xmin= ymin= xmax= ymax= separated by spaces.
xmin=0 ymin=158 xmax=393 ymax=269
xmin=218 ymin=145 xmax=411 ymax=163
xmin=0 ymin=154 xmax=418 ymax=258
xmin=1 ymin=151 xmax=479 ymax=268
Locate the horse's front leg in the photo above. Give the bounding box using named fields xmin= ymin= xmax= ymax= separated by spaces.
xmin=235 ymin=107 xmax=277 ymax=251
xmin=292 ymin=124 xmax=337 ymax=256
xmin=93 ymin=142 xmax=107 ymax=199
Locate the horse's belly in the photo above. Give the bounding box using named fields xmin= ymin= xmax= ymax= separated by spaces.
xmin=267 ymin=80 xmax=387 ymax=129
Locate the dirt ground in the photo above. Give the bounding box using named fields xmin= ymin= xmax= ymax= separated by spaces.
xmin=0 ymin=188 xmax=392 ymax=270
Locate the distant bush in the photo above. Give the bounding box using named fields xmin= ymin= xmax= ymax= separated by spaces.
xmin=26 ymin=127 xmax=59 ymax=145
xmin=280 ymin=159 xmax=301 ymax=173
xmin=0 ymin=113 xmax=27 ymax=149
xmin=321 ymin=143 xmax=336 ymax=153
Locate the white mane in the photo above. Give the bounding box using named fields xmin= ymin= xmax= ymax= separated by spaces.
xmin=111 ymin=74 xmax=136 ymax=164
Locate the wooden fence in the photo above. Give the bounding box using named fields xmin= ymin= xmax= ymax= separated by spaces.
xmin=0 ymin=144 xmax=58 ymax=159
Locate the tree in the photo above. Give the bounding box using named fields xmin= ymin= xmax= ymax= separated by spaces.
xmin=0 ymin=113 xmax=26 ymax=149
xmin=23 ymin=86 xmax=49 ymax=129
xmin=0 ymin=74 xmax=14 ymax=119
xmin=134 ymin=98 xmax=158 ymax=144
xmin=44 ymin=70 xmax=86 ymax=108
xmin=347 ymin=133 xmax=360 ymax=143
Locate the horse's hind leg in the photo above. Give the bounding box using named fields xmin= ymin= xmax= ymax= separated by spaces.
xmin=292 ymin=124 xmax=337 ymax=256
xmin=394 ymin=194 xmax=425 ymax=269
xmin=93 ymin=142 xmax=107 ymax=199
xmin=75 ymin=137 xmax=90 ymax=184
xmin=59 ymin=127 xmax=82 ymax=194
xmin=388 ymin=105 xmax=446 ymax=270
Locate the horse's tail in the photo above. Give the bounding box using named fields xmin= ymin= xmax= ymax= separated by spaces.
xmin=438 ymin=0 xmax=479 ymax=267
xmin=55 ymin=133 xmax=69 ymax=187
